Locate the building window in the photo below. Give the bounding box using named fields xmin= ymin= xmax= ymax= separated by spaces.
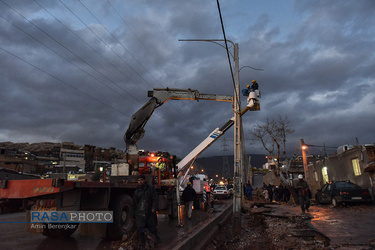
xmin=322 ymin=167 xmax=329 ymax=184
xmin=314 ymin=170 xmax=319 ymax=182
xmin=352 ymin=158 xmax=361 ymax=176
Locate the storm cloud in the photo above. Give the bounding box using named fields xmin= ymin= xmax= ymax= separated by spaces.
xmin=1 ymin=0 xmax=374 ymax=159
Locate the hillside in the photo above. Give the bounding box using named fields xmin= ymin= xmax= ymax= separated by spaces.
xmin=0 ymin=141 xmax=61 ymax=152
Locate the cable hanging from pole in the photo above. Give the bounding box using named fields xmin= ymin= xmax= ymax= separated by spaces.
xmin=216 ymin=0 xmax=236 ymax=93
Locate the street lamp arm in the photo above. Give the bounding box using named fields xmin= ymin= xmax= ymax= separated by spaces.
xmin=239 ymin=66 xmax=264 ymax=72
xmin=179 ymin=39 xmax=235 ymax=59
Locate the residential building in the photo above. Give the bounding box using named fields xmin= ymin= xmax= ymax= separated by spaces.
xmin=305 ymin=144 xmax=375 ymax=198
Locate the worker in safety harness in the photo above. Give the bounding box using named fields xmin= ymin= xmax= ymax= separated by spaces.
xmin=242 ymin=80 xmax=260 ymax=107
xmin=242 ymin=80 xmax=259 ymax=95
xmin=155 ymin=157 xmax=166 ymax=179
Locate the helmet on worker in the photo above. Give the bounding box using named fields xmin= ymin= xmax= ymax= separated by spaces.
xmin=252 ymin=80 xmax=257 ymax=83
xmin=298 ymin=174 xmax=303 ymax=179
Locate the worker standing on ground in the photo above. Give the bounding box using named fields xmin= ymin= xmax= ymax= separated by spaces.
xmin=131 ymin=175 xmax=160 ymax=249
xmin=155 ymin=157 xmax=166 ymax=179
xmin=295 ymin=174 xmax=311 ymax=213
xmin=181 ymin=181 xmax=196 ymax=219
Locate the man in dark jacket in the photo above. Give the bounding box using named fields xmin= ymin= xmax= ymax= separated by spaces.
xmin=131 ymin=175 xmax=159 ymax=249
xmin=295 ymin=174 xmax=311 ymax=213
xmin=181 ymin=181 xmax=196 ymax=219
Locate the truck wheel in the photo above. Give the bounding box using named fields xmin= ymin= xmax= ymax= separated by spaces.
xmin=42 ymin=223 xmax=78 ymax=238
xmin=107 ymin=194 xmax=135 ymax=240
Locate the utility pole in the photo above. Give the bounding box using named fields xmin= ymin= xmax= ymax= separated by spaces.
xmin=300 ymin=139 xmax=309 ymax=181
xmin=221 ymin=138 xmax=231 ymax=178
xmin=233 ymin=42 xmax=242 ymax=233
xmin=178 ymin=39 xmax=253 ymax=233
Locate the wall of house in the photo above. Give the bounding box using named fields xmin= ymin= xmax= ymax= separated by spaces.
xmin=307 ymin=145 xmax=375 ymax=198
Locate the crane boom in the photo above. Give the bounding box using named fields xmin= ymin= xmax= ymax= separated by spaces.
xmin=176 ymin=103 xmax=259 ymax=187
xmin=124 ymin=88 xmax=233 ymax=174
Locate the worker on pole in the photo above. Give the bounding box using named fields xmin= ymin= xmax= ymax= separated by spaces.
xmin=242 ymin=80 xmax=260 ymax=108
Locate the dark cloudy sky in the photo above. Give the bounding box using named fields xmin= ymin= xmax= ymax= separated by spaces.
xmin=1 ymin=0 xmax=374 ymax=159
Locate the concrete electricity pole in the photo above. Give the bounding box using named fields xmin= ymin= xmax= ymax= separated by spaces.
xmin=232 ymin=43 xmax=243 ymax=233
xmin=178 ymin=39 xmax=244 ymax=232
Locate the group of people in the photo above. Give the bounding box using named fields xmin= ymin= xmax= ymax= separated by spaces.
xmin=131 ymin=175 xmax=197 ymax=249
xmin=242 ymin=80 xmax=259 ymax=96
xmin=261 ymin=183 xmax=291 ymax=203
xmin=259 ymin=174 xmax=311 ymax=213
xmin=131 ymin=171 xmax=311 ymax=248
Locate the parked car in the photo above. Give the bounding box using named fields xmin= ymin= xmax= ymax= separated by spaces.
xmin=213 ymin=185 xmax=230 ymax=199
xmin=315 ymin=181 xmax=372 ymax=207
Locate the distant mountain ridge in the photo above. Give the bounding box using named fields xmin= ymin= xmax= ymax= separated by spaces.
xmin=0 ymin=141 xmax=61 ymax=152
xmin=195 ymin=154 xmax=267 ymax=179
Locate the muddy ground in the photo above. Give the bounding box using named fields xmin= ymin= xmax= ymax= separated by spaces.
xmin=114 ymin=198 xmax=375 ymax=250
xmin=114 ymin=199 xmax=330 ymax=250
xmin=205 ymin=199 xmax=330 ymax=250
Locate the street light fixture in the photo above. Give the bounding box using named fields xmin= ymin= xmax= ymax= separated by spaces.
xmin=300 ymin=139 xmax=309 ymax=181
xmin=239 ymin=65 xmax=264 ymax=72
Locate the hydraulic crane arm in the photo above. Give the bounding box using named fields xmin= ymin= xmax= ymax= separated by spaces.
xmin=124 ymin=88 xmax=233 ymax=174
xmin=176 ymin=104 xmax=259 ymax=187
xmin=125 ymin=88 xmax=233 ymax=148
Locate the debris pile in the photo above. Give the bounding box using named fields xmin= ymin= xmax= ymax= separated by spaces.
xmin=205 ymin=200 xmax=330 ymax=250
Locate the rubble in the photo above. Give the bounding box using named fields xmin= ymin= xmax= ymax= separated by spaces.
xmin=205 ymin=199 xmax=330 ymax=250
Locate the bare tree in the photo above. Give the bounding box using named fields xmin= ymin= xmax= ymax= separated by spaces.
xmin=249 ymin=115 xmax=294 ymax=173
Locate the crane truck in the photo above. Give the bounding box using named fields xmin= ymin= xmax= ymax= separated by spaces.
xmin=0 ymin=88 xmax=260 ymax=240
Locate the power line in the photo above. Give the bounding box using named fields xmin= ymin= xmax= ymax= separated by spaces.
xmin=0 ymin=1 xmax=140 ymax=104
xmin=63 ymin=0 xmax=152 ymax=91
xmin=216 ymin=0 xmax=241 ymax=109
xmin=33 ymin=0 xmax=144 ymax=103
xmin=75 ymin=0 xmax=191 ymax=122
xmin=105 ymin=0 xmax=163 ymax=88
xmin=0 ymin=46 xmax=130 ymax=117
xmin=216 ymin=0 xmax=235 ymax=91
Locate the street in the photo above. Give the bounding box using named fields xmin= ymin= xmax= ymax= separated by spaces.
xmin=0 ymin=212 xmax=112 ymax=250
xmin=310 ymin=203 xmax=375 ymax=246
xmin=3 ymin=200 xmax=372 ymax=249
xmin=0 ymin=199 xmax=232 ymax=250
xmin=207 ymin=200 xmax=375 ymax=249
xmin=259 ymin=202 xmax=375 ymax=247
